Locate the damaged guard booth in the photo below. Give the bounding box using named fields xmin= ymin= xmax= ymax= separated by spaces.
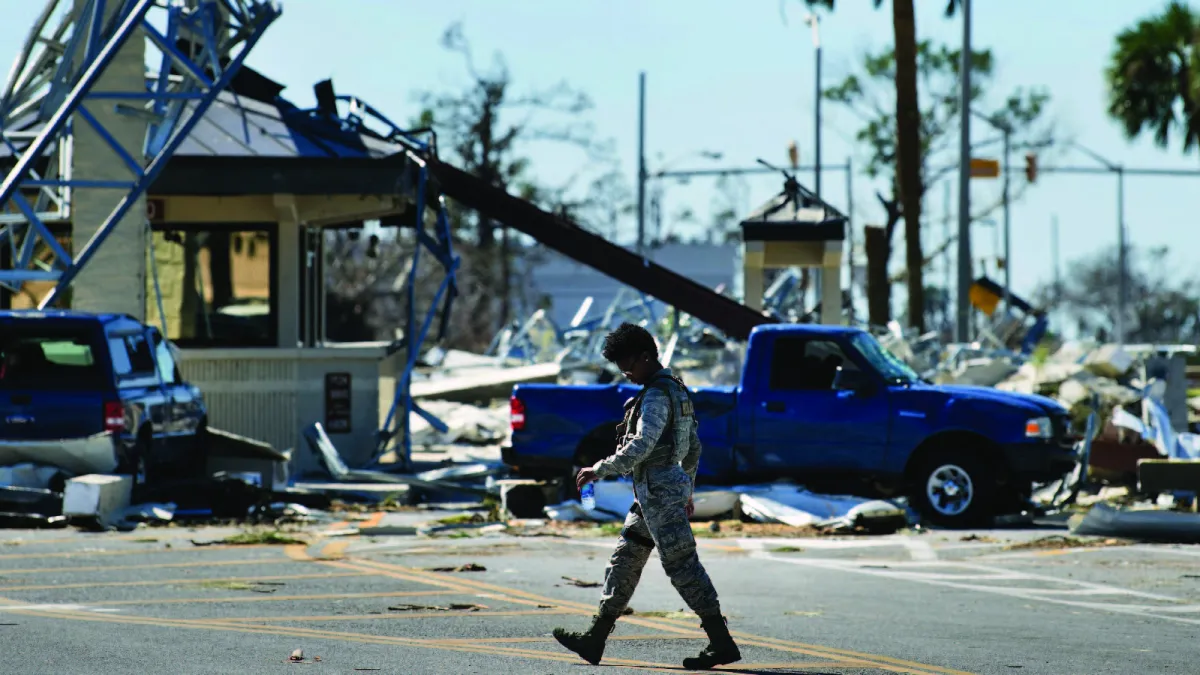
xmin=739 ymin=174 xmax=846 ymax=324
xmin=5 ymin=70 xmax=422 ymax=475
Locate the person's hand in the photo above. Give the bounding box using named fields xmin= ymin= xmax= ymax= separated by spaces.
xmin=685 ymin=497 xmax=695 ymax=519
xmin=576 ymin=467 xmax=598 ymax=493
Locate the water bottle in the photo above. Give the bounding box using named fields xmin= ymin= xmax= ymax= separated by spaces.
xmin=580 ymin=482 xmax=596 ymax=510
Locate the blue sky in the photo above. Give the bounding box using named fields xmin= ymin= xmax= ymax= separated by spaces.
xmin=3 ymin=0 xmax=1198 ymax=310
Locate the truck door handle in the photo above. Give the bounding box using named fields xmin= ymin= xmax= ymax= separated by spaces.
xmin=763 ymin=401 xmax=785 ymax=413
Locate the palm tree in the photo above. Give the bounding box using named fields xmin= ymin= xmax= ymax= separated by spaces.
xmin=805 ymin=0 xmax=959 ymax=331
xmin=1105 ymin=1 xmax=1200 ymax=154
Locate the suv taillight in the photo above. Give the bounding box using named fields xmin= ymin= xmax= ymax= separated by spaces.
xmin=104 ymin=401 xmax=125 ymax=434
xmin=510 ymin=396 xmax=526 ymax=431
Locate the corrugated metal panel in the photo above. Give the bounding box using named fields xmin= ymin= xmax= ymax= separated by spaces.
xmin=181 ymin=357 xmax=299 ymax=454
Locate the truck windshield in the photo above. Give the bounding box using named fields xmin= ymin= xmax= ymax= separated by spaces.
xmin=849 ymin=332 xmax=920 ymax=384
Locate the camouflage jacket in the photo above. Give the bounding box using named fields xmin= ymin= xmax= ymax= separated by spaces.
xmin=591 ymin=368 xmax=702 ymax=490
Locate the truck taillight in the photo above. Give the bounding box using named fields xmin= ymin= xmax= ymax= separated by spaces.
xmin=510 ymin=396 xmax=526 ymax=431
xmin=104 ymin=401 xmax=125 ymax=434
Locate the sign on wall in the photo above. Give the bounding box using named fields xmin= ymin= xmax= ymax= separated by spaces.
xmin=324 ymin=372 xmax=352 ymax=433
xmin=147 ymin=197 xmax=166 ymax=224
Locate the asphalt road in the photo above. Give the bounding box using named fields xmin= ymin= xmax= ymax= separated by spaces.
xmin=0 ymin=521 xmax=1197 ymax=674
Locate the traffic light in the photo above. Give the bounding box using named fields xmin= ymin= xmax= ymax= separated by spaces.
xmin=787 ymin=141 xmax=799 ymax=170
xmin=1024 ymin=153 xmax=1038 ymax=183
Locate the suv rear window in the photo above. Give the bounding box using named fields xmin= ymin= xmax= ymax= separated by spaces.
xmin=0 ymin=325 xmax=109 ymax=391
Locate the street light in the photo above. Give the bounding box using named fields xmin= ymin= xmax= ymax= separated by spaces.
xmin=804 ymin=11 xmax=822 ymax=200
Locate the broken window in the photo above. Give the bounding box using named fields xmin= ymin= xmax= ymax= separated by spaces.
xmin=0 ymin=326 xmax=106 ymax=391
xmin=768 ymin=337 xmax=860 ymax=391
xmin=146 ymin=224 xmax=278 ymax=347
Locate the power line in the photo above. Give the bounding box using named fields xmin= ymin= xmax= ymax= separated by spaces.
xmin=653 ymin=163 xmax=1200 ymax=180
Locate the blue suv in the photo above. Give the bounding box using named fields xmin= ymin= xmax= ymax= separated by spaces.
xmin=0 ymin=311 xmax=208 ymax=483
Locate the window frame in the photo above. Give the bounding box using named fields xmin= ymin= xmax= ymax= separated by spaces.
xmin=766 ymin=335 xmax=866 ymax=392
xmin=148 ymin=222 xmax=279 ymax=349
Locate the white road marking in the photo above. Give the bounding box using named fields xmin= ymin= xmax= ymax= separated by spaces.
xmin=1124 ymin=545 xmax=1200 ymax=559
xmin=750 ymin=551 xmax=1200 ymax=627
xmin=0 ymin=603 xmax=119 ymax=614
xmin=902 ymin=539 xmax=939 ymax=561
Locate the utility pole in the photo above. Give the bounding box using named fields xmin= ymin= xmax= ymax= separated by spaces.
xmin=846 ymin=156 xmax=854 ymax=322
xmin=955 ymin=0 xmax=973 ymax=342
xmin=807 ymin=12 xmax=822 ymax=199
xmin=1116 ymin=166 xmax=1127 ymax=345
xmin=1002 ymin=125 xmax=1011 ymax=312
xmin=943 ymin=179 xmax=951 ymax=328
xmin=636 ymin=72 xmax=647 ymax=255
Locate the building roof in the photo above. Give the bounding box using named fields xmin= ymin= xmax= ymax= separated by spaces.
xmin=1 ymin=66 xmax=417 ymax=196
xmin=739 ymin=177 xmax=846 ymax=243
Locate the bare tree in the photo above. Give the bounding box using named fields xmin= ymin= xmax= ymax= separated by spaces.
xmin=414 ymin=22 xmax=611 ymax=341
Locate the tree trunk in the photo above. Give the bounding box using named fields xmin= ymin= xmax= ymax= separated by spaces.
xmin=892 ymin=0 xmax=925 ymax=332
xmin=499 ymin=225 xmax=511 ymax=326
xmin=864 ymin=225 xmax=891 ymax=326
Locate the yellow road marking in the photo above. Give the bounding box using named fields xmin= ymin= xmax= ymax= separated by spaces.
xmin=343 ymin=556 xmax=972 ymax=675
xmin=0 ymin=604 xmax=708 ymax=673
xmin=212 ymin=609 xmax=575 ymax=624
xmin=283 ymin=544 xmax=311 ymax=561
xmin=0 ymin=558 xmax=290 ymax=576
xmin=98 ymin=589 xmax=459 ymax=606
xmin=360 ymin=511 xmax=386 ymax=529
xmin=0 ymin=543 xmax=274 ymax=561
xmin=0 ymin=571 xmax=369 ymax=593
xmin=315 ymin=540 xmax=351 ymax=560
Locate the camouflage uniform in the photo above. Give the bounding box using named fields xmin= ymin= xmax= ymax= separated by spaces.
xmin=590 ymin=368 xmax=721 ymax=620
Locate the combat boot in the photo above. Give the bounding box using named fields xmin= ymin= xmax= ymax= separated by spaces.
xmin=682 ymin=614 xmax=742 ymax=669
xmin=552 ymin=613 xmax=619 ymax=665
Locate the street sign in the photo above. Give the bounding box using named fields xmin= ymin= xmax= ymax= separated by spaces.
xmin=970 ymin=158 xmax=1000 ymax=179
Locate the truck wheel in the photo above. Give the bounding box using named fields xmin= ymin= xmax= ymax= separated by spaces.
xmin=911 ymin=450 xmax=995 ymax=528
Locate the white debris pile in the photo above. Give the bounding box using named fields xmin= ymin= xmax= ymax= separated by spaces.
xmin=734 ymin=484 xmax=909 ymax=530
xmin=544 ymin=480 xmax=910 ymax=534
xmin=407 ymin=400 xmax=510 ymax=447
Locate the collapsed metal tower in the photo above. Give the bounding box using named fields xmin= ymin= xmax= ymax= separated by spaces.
xmin=0 ymin=0 xmax=280 ymax=302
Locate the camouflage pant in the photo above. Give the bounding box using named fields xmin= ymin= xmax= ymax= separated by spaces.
xmin=596 ymin=476 xmax=721 ymax=620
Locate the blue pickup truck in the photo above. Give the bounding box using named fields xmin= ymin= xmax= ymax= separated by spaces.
xmin=0 ymin=311 xmax=208 ymax=483
xmin=504 ymin=324 xmax=1078 ymax=527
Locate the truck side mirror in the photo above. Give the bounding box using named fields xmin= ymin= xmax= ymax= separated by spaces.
xmin=831 ymin=366 xmax=869 ymax=393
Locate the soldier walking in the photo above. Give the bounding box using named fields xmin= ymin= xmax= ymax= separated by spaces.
xmin=552 ymin=322 xmax=741 ymax=670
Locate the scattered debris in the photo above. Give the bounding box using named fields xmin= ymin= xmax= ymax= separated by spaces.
xmin=198 ymin=580 xmax=286 ymax=593
xmin=960 ymin=534 xmax=1000 ymax=543
xmin=387 ymin=603 xmax=488 ymax=612
xmin=285 ymin=649 xmax=319 ymax=664
xmin=561 ymin=576 xmax=601 ymax=588
xmin=193 ymin=530 xmax=307 ymax=547
xmin=634 ymin=610 xmax=694 ymax=620
xmin=1003 ymin=534 xmax=1129 ymax=551
xmin=1070 ymin=502 xmax=1200 ymax=543
xmin=422 ymin=563 xmax=487 ymax=573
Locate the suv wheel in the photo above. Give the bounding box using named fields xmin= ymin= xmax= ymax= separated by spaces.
xmin=911 ymin=450 xmax=995 ymax=528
